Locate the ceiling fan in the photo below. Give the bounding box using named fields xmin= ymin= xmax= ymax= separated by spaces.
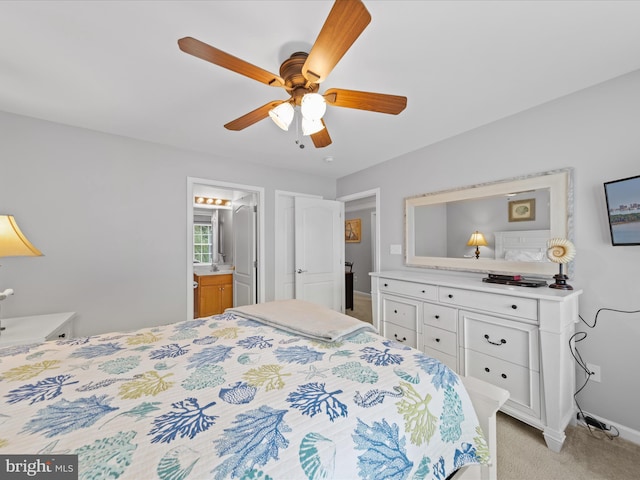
xmin=178 ymin=0 xmax=407 ymax=148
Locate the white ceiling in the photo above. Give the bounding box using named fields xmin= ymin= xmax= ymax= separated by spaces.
xmin=2 ymin=1 xmax=640 ymax=179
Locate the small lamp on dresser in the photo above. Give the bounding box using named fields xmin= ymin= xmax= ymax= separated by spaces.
xmin=467 ymin=230 xmax=488 ymax=259
xmin=0 ymin=214 xmax=43 ymax=334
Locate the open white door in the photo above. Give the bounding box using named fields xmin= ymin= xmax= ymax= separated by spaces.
xmin=233 ymin=193 xmax=257 ymax=307
xmin=294 ymin=197 xmax=344 ymax=311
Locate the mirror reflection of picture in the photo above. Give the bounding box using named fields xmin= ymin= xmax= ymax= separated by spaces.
xmin=345 ymin=218 xmax=361 ymax=243
xmin=508 ymin=198 xmax=536 ymax=222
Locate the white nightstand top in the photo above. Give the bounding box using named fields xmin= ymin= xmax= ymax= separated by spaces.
xmin=0 ymin=312 xmax=76 ymax=348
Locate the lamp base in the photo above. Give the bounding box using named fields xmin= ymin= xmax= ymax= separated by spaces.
xmin=549 ymin=274 xmax=573 ymax=290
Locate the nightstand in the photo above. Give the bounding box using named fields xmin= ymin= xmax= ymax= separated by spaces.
xmin=0 ymin=312 xmax=76 ymax=347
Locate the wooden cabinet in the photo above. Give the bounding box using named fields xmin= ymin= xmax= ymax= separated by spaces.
xmin=371 ymin=270 xmax=581 ymax=453
xmin=194 ymin=273 xmax=233 ymax=318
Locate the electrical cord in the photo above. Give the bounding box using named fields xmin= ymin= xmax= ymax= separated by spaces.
xmin=570 ymin=307 xmax=640 ymax=440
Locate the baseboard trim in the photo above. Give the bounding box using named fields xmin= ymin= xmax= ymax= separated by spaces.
xmin=581 ymin=410 xmax=640 ymax=446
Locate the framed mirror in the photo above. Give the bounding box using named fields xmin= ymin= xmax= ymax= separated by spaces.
xmin=404 ymin=169 xmax=573 ymax=276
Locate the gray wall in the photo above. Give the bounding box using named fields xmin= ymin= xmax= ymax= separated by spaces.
xmin=337 ymin=70 xmax=640 ymax=435
xmin=0 ymin=111 xmax=335 ymax=336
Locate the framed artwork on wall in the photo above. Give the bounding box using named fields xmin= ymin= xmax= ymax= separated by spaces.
xmin=508 ymin=198 xmax=536 ymax=222
xmin=345 ymin=218 xmax=361 ymax=243
xmin=604 ymin=173 xmax=640 ymax=246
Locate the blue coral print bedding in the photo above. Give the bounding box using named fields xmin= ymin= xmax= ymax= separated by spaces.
xmin=0 ymin=312 xmax=487 ymax=479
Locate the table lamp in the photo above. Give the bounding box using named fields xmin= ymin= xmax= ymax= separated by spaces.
xmin=467 ymin=230 xmax=488 ymax=259
xmin=0 ymin=214 xmax=43 ymax=334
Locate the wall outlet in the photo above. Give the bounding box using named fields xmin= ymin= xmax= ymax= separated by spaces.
xmin=390 ymin=244 xmax=402 ymax=255
xmin=586 ymin=363 xmax=601 ymax=383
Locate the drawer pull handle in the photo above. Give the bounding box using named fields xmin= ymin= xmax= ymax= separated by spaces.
xmin=435 ymin=338 xmax=441 ymax=343
xmin=448 ymin=294 xmax=453 ymax=299
xmin=384 ymin=283 xmax=389 ymax=287
xmin=484 ymin=367 xmax=490 ymax=373
xmin=394 ymin=334 xmax=407 ymax=343
xmin=501 ymin=373 xmax=508 ymax=379
xmin=434 ymin=315 xmax=440 ymax=319
xmin=484 ymin=334 xmax=506 ymax=346
xmin=511 ymin=304 xmax=518 ymax=310
xmin=58 ymin=333 xmax=66 ymax=339
xmin=394 ymin=309 xmax=398 ymax=314
xmin=421 ymin=290 xmax=426 ymax=293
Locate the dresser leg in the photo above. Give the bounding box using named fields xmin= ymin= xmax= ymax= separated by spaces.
xmin=542 ymin=428 xmax=565 ymax=453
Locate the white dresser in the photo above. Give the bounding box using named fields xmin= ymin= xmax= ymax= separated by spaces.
xmin=371 ymin=271 xmax=582 ymax=452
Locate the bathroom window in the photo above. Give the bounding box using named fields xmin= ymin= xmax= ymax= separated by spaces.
xmin=193 ymin=224 xmax=213 ymax=264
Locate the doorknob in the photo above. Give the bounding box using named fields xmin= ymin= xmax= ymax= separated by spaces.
xmin=296 ymin=269 xmax=307 ymax=274
xmin=192 ymin=281 xmax=198 ymax=289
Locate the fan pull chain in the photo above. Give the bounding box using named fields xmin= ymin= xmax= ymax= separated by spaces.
xmin=294 ymin=108 xmax=305 ymax=149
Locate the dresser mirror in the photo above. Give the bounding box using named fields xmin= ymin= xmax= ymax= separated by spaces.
xmin=404 ymin=169 xmax=572 ymax=276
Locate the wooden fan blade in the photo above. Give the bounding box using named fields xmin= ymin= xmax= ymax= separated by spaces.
xmin=302 ymin=0 xmax=371 ymax=84
xmin=324 ymin=88 xmax=407 ymax=114
xmin=178 ymin=37 xmax=284 ymax=87
xmin=311 ymin=119 xmax=332 ymax=148
xmin=224 ymin=101 xmax=285 ymax=131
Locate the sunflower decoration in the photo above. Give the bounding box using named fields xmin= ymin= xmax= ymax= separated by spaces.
xmin=546 ymin=238 xmax=575 ymax=290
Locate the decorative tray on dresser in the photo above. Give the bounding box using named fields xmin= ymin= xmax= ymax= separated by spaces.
xmin=371 ymin=270 xmax=582 ymax=452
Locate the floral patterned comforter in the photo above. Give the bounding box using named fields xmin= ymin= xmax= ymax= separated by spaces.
xmin=0 ymin=311 xmax=487 ymax=479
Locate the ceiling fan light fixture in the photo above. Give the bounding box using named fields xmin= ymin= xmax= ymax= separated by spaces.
xmin=301 ymin=117 xmax=325 ymax=136
xmin=301 ymin=93 xmax=326 ymax=121
xmin=268 ymin=102 xmax=294 ymax=131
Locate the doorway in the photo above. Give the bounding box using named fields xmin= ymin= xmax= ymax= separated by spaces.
xmin=337 ymin=188 xmax=380 ymax=324
xmin=186 ymin=177 xmax=265 ymax=320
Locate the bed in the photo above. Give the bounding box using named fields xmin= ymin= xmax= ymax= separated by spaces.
xmin=493 ymin=229 xmax=551 ymax=262
xmin=0 ymin=300 xmax=505 ymax=480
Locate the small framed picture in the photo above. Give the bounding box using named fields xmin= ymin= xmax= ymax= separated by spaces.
xmin=345 ymin=218 xmax=361 ymax=243
xmin=508 ymin=198 xmax=536 ymax=222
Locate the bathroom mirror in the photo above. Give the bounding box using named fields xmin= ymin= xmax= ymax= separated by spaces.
xmin=193 ymin=207 xmax=233 ymax=266
xmin=404 ymin=169 xmax=573 ymax=276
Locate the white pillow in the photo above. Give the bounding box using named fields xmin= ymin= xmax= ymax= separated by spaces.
xmin=504 ymin=250 xmax=545 ymax=262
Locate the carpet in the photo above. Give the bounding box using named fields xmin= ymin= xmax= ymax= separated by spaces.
xmin=497 ymin=412 xmax=640 ymax=479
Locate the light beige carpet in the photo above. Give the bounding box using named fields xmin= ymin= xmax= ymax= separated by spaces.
xmin=497 ymin=412 xmax=640 ymax=479
xmin=345 ymin=291 xmax=373 ymax=324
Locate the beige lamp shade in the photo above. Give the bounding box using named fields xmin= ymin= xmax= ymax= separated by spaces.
xmin=0 ymin=215 xmax=43 ymax=257
xmin=467 ymin=231 xmax=488 ymax=247
xmin=467 ymin=230 xmax=488 ymax=259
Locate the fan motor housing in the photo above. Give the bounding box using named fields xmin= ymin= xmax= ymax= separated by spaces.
xmin=280 ymin=52 xmax=319 ymax=104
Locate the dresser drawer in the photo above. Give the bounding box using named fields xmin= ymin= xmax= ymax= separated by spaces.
xmin=461 ymin=310 xmax=539 ymax=370
xmin=383 ymin=322 xmax=417 ymax=349
xmin=464 ymin=349 xmax=540 ymax=418
xmin=46 ymin=322 xmax=73 ymax=341
xmin=424 ymin=347 xmax=457 ymax=372
xmin=440 ymin=287 xmax=538 ymax=322
xmin=423 ymin=302 xmax=457 ymax=332
xmin=381 ymin=295 xmax=420 ymax=331
xmin=379 ymin=278 xmax=437 ymax=301
xmin=423 ymin=326 xmax=457 ymax=357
